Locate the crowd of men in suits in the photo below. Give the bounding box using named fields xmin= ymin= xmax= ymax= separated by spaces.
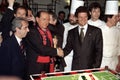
xmin=0 ymin=0 xmax=120 ymax=80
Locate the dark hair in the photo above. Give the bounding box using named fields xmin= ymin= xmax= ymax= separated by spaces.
xmin=27 ymin=7 xmax=33 ymax=16
xmin=14 ymin=6 xmax=27 ymax=15
xmin=27 ymin=7 xmax=32 ymax=11
xmin=58 ymin=11 xmax=65 ymax=15
xmin=36 ymin=10 xmax=49 ymax=18
xmin=89 ymin=2 xmax=101 ymax=12
xmin=75 ymin=6 xmax=89 ymax=17
xmin=103 ymin=15 xmax=113 ymax=22
xmin=13 ymin=2 xmax=20 ymax=10
xmin=48 ymin=11 xmax=57 ymax=21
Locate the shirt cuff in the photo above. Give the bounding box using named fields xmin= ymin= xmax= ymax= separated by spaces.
xmin=8 ymin=7 xmax=13 ymax=10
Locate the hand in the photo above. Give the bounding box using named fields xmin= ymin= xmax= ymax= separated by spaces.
xmin=26 ymin=14 xmax=36 ymax=22
xmin=8 ymin=0 xmax=15 ymax=7
xmin=57 ymin=48 xmax=64 ymax=57
xmin=116 ymin=63 xmax=120 ymax=72
xmin=53 ymin=37 xmax=58 ymax=48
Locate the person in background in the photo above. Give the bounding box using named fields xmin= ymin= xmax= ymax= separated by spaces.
xmin=26 ymin=7 xmax=36 ymax=28
xmin=88 ymin=2 xmax=105 ymax=28
xmin=49 ymin=11 xmax=57 ymax=26
xmin=0 ymin=0 xmax=27 ymax=41
xmin=48 ymin=11 xmax=57 ymax=37
xmin=25 ymin=11 xmax=64 ymax=75
xmin=63 ymin=6 xmax=103 ymax=70
xmin=48 ymin=11 xmax=64 ymax=49
xmin=0 ymin=17 xmax=29 ymax=79
xmin=63 ymin=14 xmax=78 ymax=71
xmin=57 ymin=11 xmax=66 ymax=25
xmin=55 ymin=11 xmax=65 ymax=48
xmin=48 ymin=11 xmax=66 ymax=71
xmin=100 ymin=0 xmax=120 ymax=72
xmin=48 ymin=11 xmax=64 ymax=48
xmin=63 ymin=0 xmax=84 ymax=71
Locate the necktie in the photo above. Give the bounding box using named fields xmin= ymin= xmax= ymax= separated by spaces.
xmin=20 ymin=41 xmax=26 ymax=60
xmin=80 ymin=28 xmax=84 ymax=43
xmin=20 ymin=41 xmax=24 ymax=54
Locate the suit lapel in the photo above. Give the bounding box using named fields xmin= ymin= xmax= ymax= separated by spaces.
xmin=75 ymin=26 xmax=91 ymax=45
xmin=83 ymin=25 xmax=93 ymax=43
xmin=12 ymin=35 xmax=25 ymax=57
xmin=13 ymin=35 xmax=22 ymax=52
xmin=74 ymin=26 xmax=82 ymax=45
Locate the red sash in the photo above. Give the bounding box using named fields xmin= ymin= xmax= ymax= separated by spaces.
xmin=37 ymin=56 xmax=50 ymax=63
xmin=37 ymin=27 xmax=54 ymax=72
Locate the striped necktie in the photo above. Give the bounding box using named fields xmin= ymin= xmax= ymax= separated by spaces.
xmin=20 ymin=41 xmax=24 ymax=54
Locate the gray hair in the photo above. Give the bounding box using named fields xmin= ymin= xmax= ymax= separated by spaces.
xmin=12 ymin=17 xmax=28 ymax=32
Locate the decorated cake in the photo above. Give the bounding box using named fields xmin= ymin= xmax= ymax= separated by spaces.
xmin=41 ymin=71 xmax=119 ymax=80
xmin=30 ymin=67 xmax=120 ymax=80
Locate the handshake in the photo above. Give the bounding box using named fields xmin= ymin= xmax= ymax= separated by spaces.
xmin=57 ymin=48 xmax=64 ymax=57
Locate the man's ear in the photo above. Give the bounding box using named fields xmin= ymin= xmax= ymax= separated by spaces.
xmin=36 ymin=17 xmax=39 ymax=23
xmin=36 ymin=17 xmax=38 ymax=22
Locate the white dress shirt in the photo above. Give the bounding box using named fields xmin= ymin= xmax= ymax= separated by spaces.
xmin=78 ymin=23 xmax=88 ymax=36
xmin=15 ymin=35 xmax=22 ymax=46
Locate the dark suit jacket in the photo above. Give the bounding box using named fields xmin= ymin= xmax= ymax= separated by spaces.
xmin=0 ymin=8 xmax=14 ymax=40
xmin=48 ymin=24 xmax=64 ymax=48
xmin=63 ymin=25 xmax=103 ymax=70
xmin=25 ymin=26 xmax=58 ymax=74
xmin=48 ymin=24 xmax=66 ymax=71
xmin=0 ymin=35 xmax=25 ymax=78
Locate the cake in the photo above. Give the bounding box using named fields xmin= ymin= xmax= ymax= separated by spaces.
xmin=78 ymin=73 xmax=98 ymax=80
